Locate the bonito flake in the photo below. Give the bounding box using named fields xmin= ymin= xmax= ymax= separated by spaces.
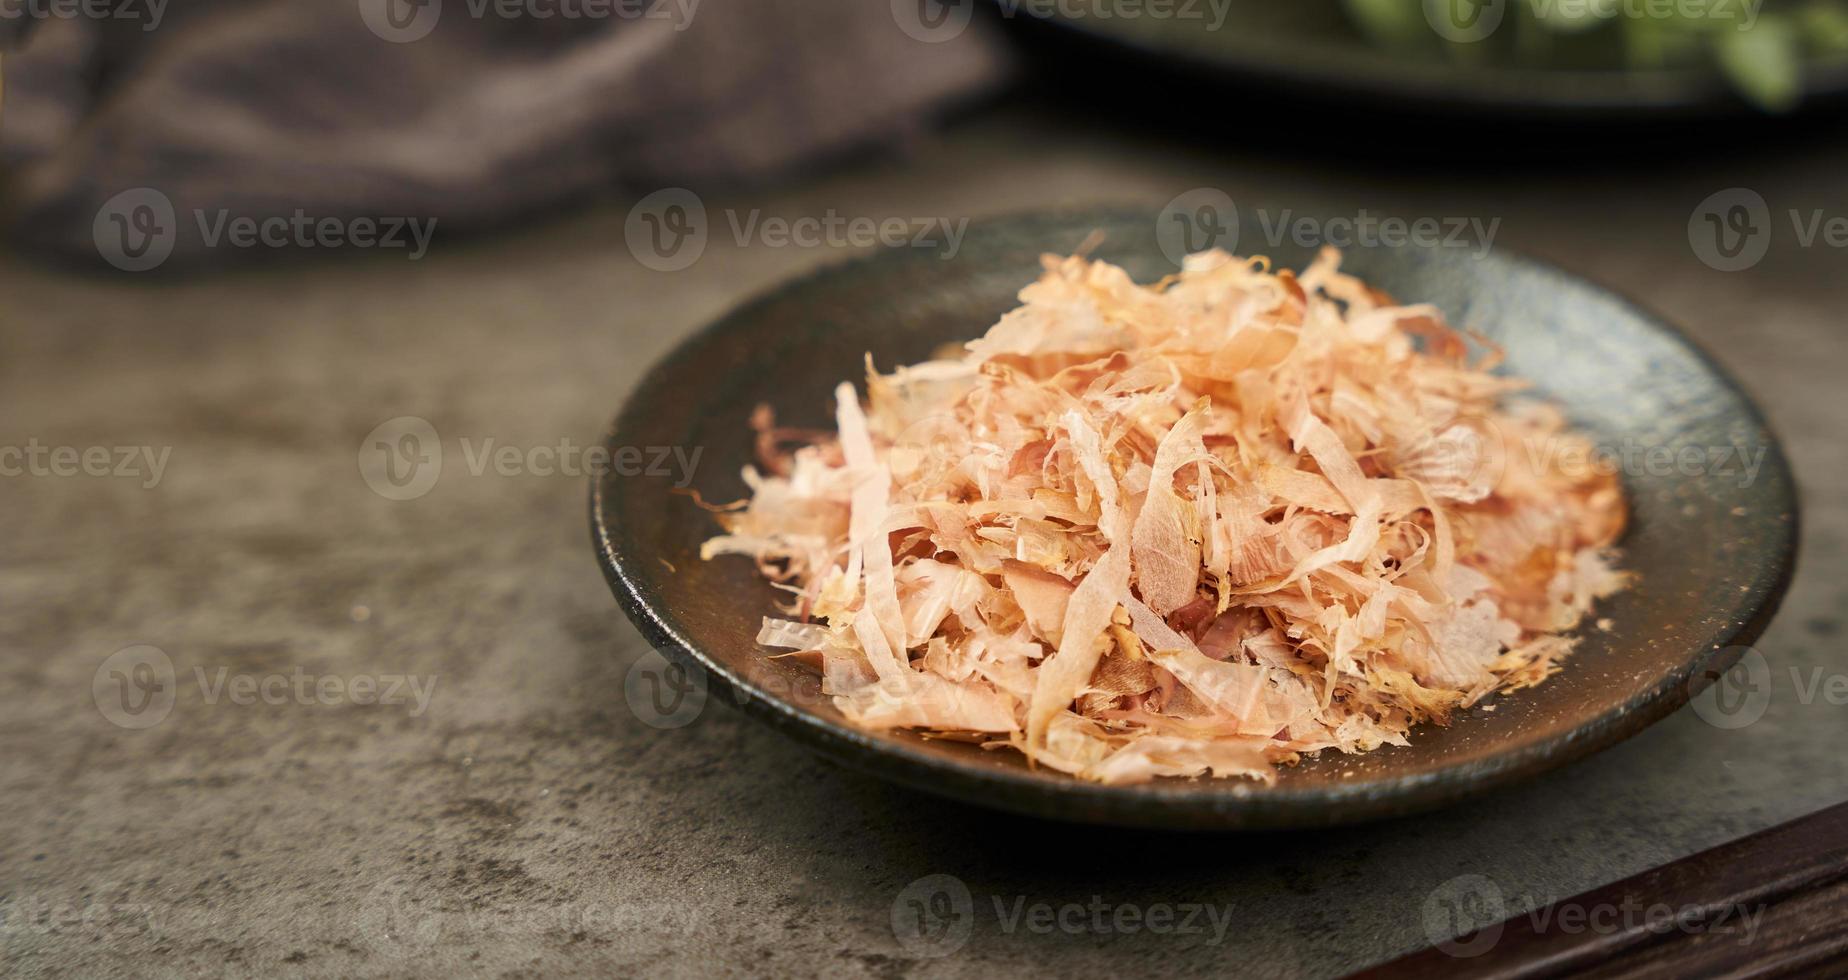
xmin=703 ymin=246 xmax=1629 ymax=785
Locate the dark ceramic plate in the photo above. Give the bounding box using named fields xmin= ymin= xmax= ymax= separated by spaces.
xmin=591 ymin=208 xmax=1797 ymax=830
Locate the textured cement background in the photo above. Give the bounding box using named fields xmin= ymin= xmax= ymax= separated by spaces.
xmin=2 ymin=107 xmax=1845 ymax=978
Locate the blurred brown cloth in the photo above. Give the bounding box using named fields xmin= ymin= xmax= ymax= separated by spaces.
xmin=0 ymin=0 xmax=1009 ymax=265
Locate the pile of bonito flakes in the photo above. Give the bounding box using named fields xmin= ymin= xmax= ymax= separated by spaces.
xmin=703 ymin=246 xmax=1628 ymax=784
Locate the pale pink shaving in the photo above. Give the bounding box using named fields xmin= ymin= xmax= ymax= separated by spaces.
xmin=705 ymin=246 xmax=1629 ymax=784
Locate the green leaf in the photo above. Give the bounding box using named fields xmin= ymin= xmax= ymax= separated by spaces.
xmin=1342 ymin=0 xmax=1430 ymax=47
xmin=1717 ymin=15 xmax=1802 ymax=111
xmin=1799 ymin=2 xmax=1848 ymax=54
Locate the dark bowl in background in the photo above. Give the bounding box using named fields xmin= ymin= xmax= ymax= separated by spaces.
xmin=984 ymin=2 xmax=1848 ymax=160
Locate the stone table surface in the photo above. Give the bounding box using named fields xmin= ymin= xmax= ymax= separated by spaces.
xmin=3 ymin=108 xmax=1845 ymax=979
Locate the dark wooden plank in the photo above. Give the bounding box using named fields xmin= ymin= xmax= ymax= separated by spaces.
xmin=1351 ymin=801 xmax=1848 ymax=979
xmin=1576 ymin=878 xmax=1848 ymax=979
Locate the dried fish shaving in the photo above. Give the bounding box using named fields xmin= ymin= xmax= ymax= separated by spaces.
xmin=703 ymin=246 xmax=1629 ymax=785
